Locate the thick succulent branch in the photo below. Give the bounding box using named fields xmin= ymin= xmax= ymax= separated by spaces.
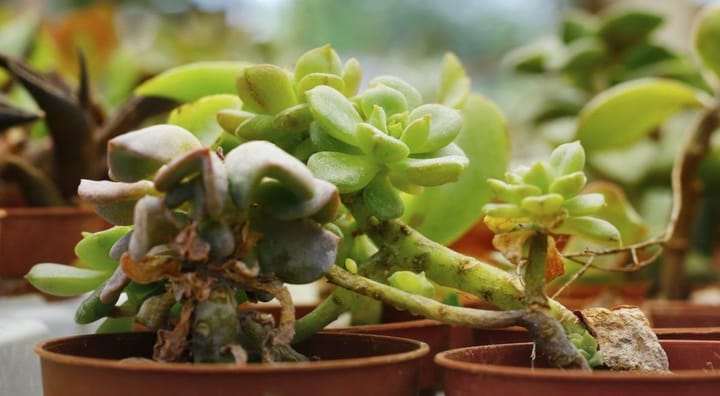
xmin=661 ymin=103 xmax=720 ymax=299
xmin=192 ymin=286 xmax=239 ymax=363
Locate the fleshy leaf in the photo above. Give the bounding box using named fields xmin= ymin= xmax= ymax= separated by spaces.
xmin=400 ymin=115 xmax=430 ymax=153
xmin=75 ymin=226 xmax=132 ymax=270
xmin=369 ymin=76 xmax=423 ymax=110
xmin=394 ymin=153 xmax=468 ymax=186
xmin=307 ymin=151 xmax=378 ymax=193
xmin=342 ymin=58 xmax=362 ymax=96
xmin=135 ymin=61 xmax=250 ymax=103
xmin=408 ymin=104 xmax=463 ymax=153
xmin=168 ymin=94 xmax=242 ymax=147
xmin=78 ymin=179 xmax=157 ymax=225
xmin=360 ymin=85 xmax=408 ymax=117
xmin=549 ymin=141 xmax=586 ymax=175
xmin=107 ymin=124 xmax=203 ymax=182
xmin=273 ymin=103 xmax=314 ymax=132
xmin=226 ymin=141 xmax=316 ymax=210
xmin=583 ymin=182 xmax=648 ymax=244
xmin=294 ymin=45 xmax=343 ymax=83
xmin=438 ymin=52 xmax=470 ymax=109
xmin=309 ymin=122 xmax=362 ymax=154
xmin=25 ymin=263 xmax=110 ymax=297
xmin=236 ymin=64 xmax=297 ymax=114
xmin=253 ymin=178 xmax=339 ymax=223
xmin=576 ymin=78 xmax=708 ymax=152
xmin=306 ymin=85 xmax=362 ymax=145
xmin=255 ymin=218 xmax=339 ymax=284
xmin=128 ymin=196 xmax=179 ymax=261
xmin=599 ymin=10 xmax=664 ymax=48
xmin=552 ymin=216 xmax=622 ymax=246
xmin=363 ymin=174 xmax=404 ymax=220
xmin=295 ymin=72 xmax=346 ymax=100
xmin=402 ymin=95 xmax=509 ymax=244
xmin=356 ymin=122 xmax=409 ymax=163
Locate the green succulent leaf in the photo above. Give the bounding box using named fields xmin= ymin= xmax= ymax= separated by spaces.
xmin=549 ymin=141 xmax=586 ymax=176
xmin=487 ymin=179 xmax=542 ymax=204
xmin=107 ymin=125 xmax=203 ymax=182
xmin=294 ymin=44 xmax=343 ymax=83
xmin=693 ymin=3 xmax=720 ymax=83
xmin=75 ymin=226 xmax=132 ymax=270
xmin=236 ymin=64 xmax=297 ymax=114
xmin=226 ymin=141 xmax=316 ymax=209
xmin=75 ymin=286 xmax=118 ymax=324
xmin=369 ymin=76 xmax=423 ymax=110
xmin=135 ymin=61 xmax=250 ymax=103
xmin=273 ymin=103 xmax=314 ymax=132
xmin=522 ymin=161 xmax=555 ymax=193
xmin=563 ymin=193 xmax=606 ymax=216
xmin=309 ymin=122 xmax=362 ymax=154
xmin=296 ymin=72 xmax=346 ymax=100
xmin=128 ymin=196 xmax=179 ymax=261
xmin=408 ymin=104 xmax=463 ymax=153
xmin=363 ymin=174 xmax=404 ymax=220
xmin=25 ymin=263 xmax=110 ymax=297
xmin=356 ymin=122 xmax=409 ymax=163
xmin=394 ymin=152 xmax=468 ymax=187
xmin=342 ymin=58 xmax=362 ymax=96
xmin=78 ymin=179 xmax=157 ymax=225
xmin=216 ymin=108 xmax=256 ymax=134
xmin=387 ymin=271 xmax=435 ymax=298
xmin=599 ymin=10 xmax=664 ymax=49
xmin=367 ymin=105 xmax=388 ymax=132
xmin=552 ymin=216 xmax=622 ymax=246
xmin=399 ymin=115 xmax=430 ymax=153
xmin=307 ymin=151 xmax=378 ymax=193
xmin=560 ymin=37 xmax=606 ymax=73
xmin=482 ymin=203 xmax=526 ymax=218
xmin=402 ymin=95 xmax=509 ymax=244
xmin=520 ymin=193 xmax=565 ymax=216
xmin=582 ymin=182 xmax=649 ymax=244
xmin=197 ymin=219 xmax=236 ymax=260
xmin=253 ymin=179 xmax=339 ymax=223
xmin=438 ymin=52 xmax=471 ymax=109
xmin=549 ymin=172 xmax=587 ymax=198
xmin=168 ymin=94 xmax=242 ymax=147
xmin=575 ymin=78 xmax=708 ymax=152
xmin=255 ymin=218 xmax=340 ymax=284
xmin=306 ymin=85 xmax=363 ymax=145
xmin=360 ymin=85 xmax=408 ymax=117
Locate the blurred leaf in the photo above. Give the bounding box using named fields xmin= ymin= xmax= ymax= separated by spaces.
xmin=168 ymin=94 xmax=241 ymax=147
xmin=96 ymin=317 xmax=134 ymax=334
xmin=560 ymin=37 xmax=606 ymax=73
xmin=135 ymin=61 xmax=250 ymax=103
xmin=438 ymin=52 xmax=470 ymax=109
xmin=0 ymin=97 xmax=41 ymax=130
xmin=25 ymin=263 xmax=109 ymax=296
xmin=599 ymin=10 xmax=663 ymax=49
xmin=561 ymin=10 xmax=598 ymax=44
xmin=693 ymin=2 xmax=720 ymax=84
xmin=576 ymin=78 xmax=708 ymax=152
xmin=0 ymin=11 xmax=39 ymax=58
xmin=583 ymin=182 xmax=649 ymax=244
xmin=402 ymin=94 xmax=509 ymax=244
xmin=620 ymin=42 xmax=677 ymax=71
xmin=502 ymin=42 xmax=553 ymax=74
xmin=369 ymin=76 xmax=422 ymax=110
xmin=236 ymin=64 xmax=297 ymax=114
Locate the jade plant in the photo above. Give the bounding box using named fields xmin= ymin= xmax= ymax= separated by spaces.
xmin=26 ymin=44 xmax=669 ymax=370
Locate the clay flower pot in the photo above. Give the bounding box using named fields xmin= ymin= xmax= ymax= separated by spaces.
xmin=435 ymin=340 xmax=720 ymax=396
xmin=643 ymin=300 xmax=720 ymax=328
xmin=0 ymin=206 xmax=107 ymax=295
xmin=35 ymin=331 xmax=429 ymax=396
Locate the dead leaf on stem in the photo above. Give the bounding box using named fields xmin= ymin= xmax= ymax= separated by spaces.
xmin=153 ymin=300 xmax=194 ymax=362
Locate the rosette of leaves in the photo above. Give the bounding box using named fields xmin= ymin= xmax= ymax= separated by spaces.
xmin=483 ymin=141 xmax=621 ymax=247
xmin=213 ymin=45 xmax=468 ymax=221
xmin=28 ymin=124 xmax=340 ymax=362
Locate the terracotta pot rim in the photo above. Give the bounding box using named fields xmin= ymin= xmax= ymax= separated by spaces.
xmin=333 ymin=318 xmax=446 ymax=332
xmin=434 ymin=340 xmax=720 ymax=379
xmin=35 ymin=331 xmax=429 ymax=373
xmin=0 ymin=205 xmax=97 ymax=218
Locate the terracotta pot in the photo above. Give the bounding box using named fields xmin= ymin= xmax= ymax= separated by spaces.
xmin=436 ymin=340 xmax=720 ymax=396
xmin=250 ymin=303 xmax=450 ymax=396
xmin=643 ymin=300 xmax=720 ymax=328
xmin=36 ymin=331 xmax=428 ymax=396
xmin=654 ymin=327 xmax=720 ymax=340
xmin=0 ymin=206 xmax=107 ymax=283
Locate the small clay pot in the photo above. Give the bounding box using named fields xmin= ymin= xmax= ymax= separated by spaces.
xmin=644 ymin=300 xmax=720 ymax=328
xmin=36 ymin=331 xmax=428 ymax=396
xmin=435 ymin=340 xmax=720 ymax=396
xmin=0 ymin=206 xmax=107 ymax=287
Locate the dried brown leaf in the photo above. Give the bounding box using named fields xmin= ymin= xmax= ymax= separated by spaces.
xmin=492 ymin=230 xmax=534 ymax=265
xmin=153 ymin=300 xmax=193 ymax=362
xmin=120 ymin=253 xmax=182 ymax=284
xmin=545 ymin=236 xmax=565 ymax=282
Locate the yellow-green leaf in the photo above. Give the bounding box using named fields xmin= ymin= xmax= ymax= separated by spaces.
xmin=693 ymin=2 xmax=720 ymax=83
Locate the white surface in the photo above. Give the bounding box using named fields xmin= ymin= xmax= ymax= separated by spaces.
xmin=0 ymin=317 xmax=50 ymax=396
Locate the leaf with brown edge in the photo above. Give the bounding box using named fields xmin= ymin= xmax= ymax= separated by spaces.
xmin=545 ymin=236 xmax=565 ymax=282
xmin=120 ymin=252 xmax=182 ymax=284
xmin=491 ymin=230 xmax=534 ymax=265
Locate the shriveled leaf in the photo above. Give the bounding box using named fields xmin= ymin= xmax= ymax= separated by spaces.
xmin=576 ymin=78 xmax=708 ymax=152
xmin=168 ymin=94 xmax=241 ymax=147
xmin=25 ymin=263 xmax=109 ymax=296
xmin=306 ymin=85 xmax=362 ymax=145
xmin=135 ymin=61 xmax=250 ymax=103
xmin=438 ymin=52 xmax=470 ymax=109
xmin=108 ymin=124 xmax=203 ymax=182
xmin=403 ymin=95 xmax=509 ymax=244
xmin=546 ymin=236 xmax=565 ymax=281
xmin=256 ymin=218 xmax=340 ymax=284
xmin=75 ymin=226 xmax=132 ymax=270
xmin=307 ymin=151 xmax=378 ymax=193
xmin=226 ymin=141 xmax=316 ymax=209
xmin=236 ymin=64 xmax=297 ymax=114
